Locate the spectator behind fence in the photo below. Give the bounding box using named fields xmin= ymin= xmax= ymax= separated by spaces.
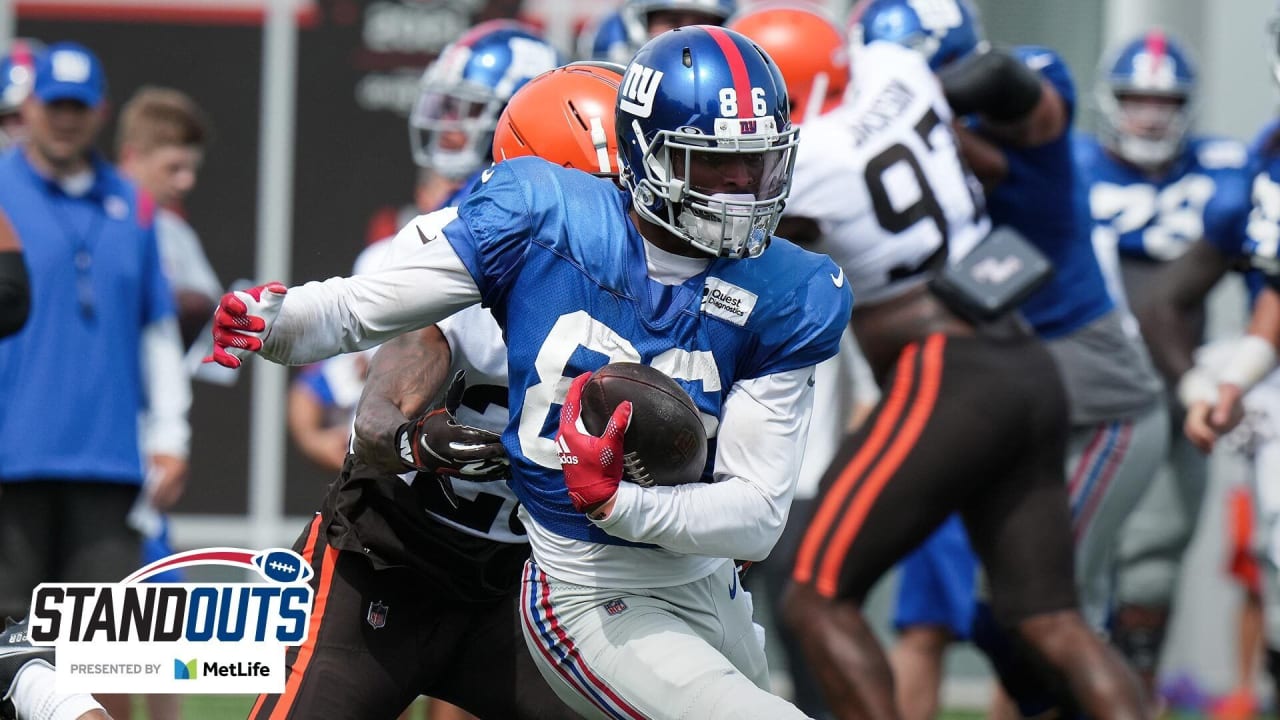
xmin=0 ymin=37 xmax=190 ymax=666
xmin=117 ymin=86 xmax=220 ymax=348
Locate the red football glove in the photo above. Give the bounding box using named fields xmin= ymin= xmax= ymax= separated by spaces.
xmin=556 ymin=371 xmax=632 ymax=514
xmin=205 ymin=282 xmax=288 ymax=369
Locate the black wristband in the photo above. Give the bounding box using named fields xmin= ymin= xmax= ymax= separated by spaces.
xmin=0 ymin=251 xmax=30 ymax=339
xmin=938 ymin=49 xmax=1043 ymax=123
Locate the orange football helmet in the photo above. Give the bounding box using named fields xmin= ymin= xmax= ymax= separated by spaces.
xmin=728 ymin=4 xmax=849 ymax=123
xmin=491 ymin=62 xmax=624 ymax=177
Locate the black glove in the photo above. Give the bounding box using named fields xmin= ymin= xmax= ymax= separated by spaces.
xmin=396 ymin=371 xmax=509 ymax=481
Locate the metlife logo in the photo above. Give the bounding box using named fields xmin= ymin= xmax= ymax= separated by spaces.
xmin=28 ymin=548 xmax=313 ymax=694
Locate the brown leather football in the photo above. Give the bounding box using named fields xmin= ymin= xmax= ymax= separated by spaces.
xmin=580 ymin=362 xmax=708 ymax=487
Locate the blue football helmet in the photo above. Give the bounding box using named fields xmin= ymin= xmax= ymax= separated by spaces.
xmin=618 ymin=26 xmax=799 ymax=259
xmin=409 ymin=21 xmax=562 ymax=179
xmin=577 ymin=11 xmax=637 ymax=64
xmin=851 ymin=0 xmax=985 ymax=70
xmin=1096 ymin=30 xmax=1195 ymax=170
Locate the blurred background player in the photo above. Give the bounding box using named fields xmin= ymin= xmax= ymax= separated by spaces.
xmin=854 ymin=1 xmax=1166 ymax=716
xmin=248 ymin=61 xmax=618 ymax=720
xmin=727 ymin=5 xmax=876 ymax=716
xmin=778 ymin=21 xmax=1147 ymax=718
xmin=1138 ymin=22 xmax=1280 ymax=704
xmin=576 ymin=0 xmax=735 ymax=64
xmin=357 ymin=19 xmax=562 ymax=276
xmin=1074 ymin=29 xmax=1254 ymax=696
xmin=287 ymin=350 xmax=371 ymax=474
xmin=406 ymin=19 xmax=560 ymax=205
xmin=0 ymin=44 xmax=38 ymax=343
xmin=116 ymin=86 xmax=221 ymax=348
xmin=0 ymin=39 xmax=41 ymax=151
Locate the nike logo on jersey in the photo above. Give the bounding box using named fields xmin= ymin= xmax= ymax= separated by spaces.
xmin=480 ymin=166 xmax=496 ymax=183
xmin=556 ymin=436 xmax=579 ymax=466
xmin=830 ymin=267 xmax=845 ymax=288
xmin=729 ymin=570 xmax=739 ymax=600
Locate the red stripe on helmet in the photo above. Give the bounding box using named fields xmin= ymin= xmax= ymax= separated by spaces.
xmin=704 ymin=26 xmax=754 ymax=119
xmin=1143 ymin=29 xmax=1167 ymax=81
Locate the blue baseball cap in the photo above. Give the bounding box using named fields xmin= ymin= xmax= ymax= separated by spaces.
xmin=33 ymin=42 xmax=105 ymax=107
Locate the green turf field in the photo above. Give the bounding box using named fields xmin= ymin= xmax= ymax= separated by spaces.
xmin=161 ymin=697 xmax=1210 ymax=719
xmin=166 ymin=698 xmax=1001 ymax=718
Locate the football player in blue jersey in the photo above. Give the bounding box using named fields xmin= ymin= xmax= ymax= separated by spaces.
xmin=245 ymin=64 xmax=628 ymax=720
xmin=1133 ymin=18 xmax=1280 ymax=705
xmin=1074 ymin=29 xmax=1255 ymax=695
xmin=210 ymin=26 xmax=849 ymax=720
xmin=852 ymin=1 xmax=1161 ymax=717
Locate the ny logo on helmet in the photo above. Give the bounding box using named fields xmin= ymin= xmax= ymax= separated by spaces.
xmin=620 ymin=63 xmax=664 ymax=118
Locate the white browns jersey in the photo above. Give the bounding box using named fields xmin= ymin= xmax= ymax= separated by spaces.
xmin=375 ymin=209 xmax=524 ymax=545
xmin=786 ymin=41 xmax=989 ymax=305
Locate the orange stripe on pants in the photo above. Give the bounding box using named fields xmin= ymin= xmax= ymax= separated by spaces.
xmin=248 ymin=515 xmax=333 ymax=720
xmin=793 ymin=342 xmax=921 ymax=586
xmin=815 ymin=334 xmax=945 ymax=597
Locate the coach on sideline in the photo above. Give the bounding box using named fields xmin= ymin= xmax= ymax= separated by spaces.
xmin=0 ymin=41 xmax=190 ymax=633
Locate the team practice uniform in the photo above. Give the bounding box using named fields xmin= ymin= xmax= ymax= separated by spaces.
xmin=1075 ymin=131 xmax=1253 ymax=643
xmin=891 ymin=48 xmax=1169 ymax=654
xmin=983 ymin=48 xmax=1166 ymax=630
xmin=248 ymin=157 xmax=850 ymax=719
xmin=784 ymin=41 xmax=1077 ymax=626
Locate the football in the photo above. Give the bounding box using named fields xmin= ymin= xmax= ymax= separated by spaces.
xmin=252 ymin=549 xmax=314 ymax=584
xmin=580 ymin=362 xmax=708 ymax=487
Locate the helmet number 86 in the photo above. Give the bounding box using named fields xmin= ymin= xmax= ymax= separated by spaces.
xmin=719 ymin=87 xmax=768 ymax=118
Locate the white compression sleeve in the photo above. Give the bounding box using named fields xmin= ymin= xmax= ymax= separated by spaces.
xmin=261 ymin=218 xmax=481 ymax=365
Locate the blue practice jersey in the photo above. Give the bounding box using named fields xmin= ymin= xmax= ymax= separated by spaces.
xmin=0 ymin=149 xmax=174 ymax=483
xmin=983 ymin=46 xmax=1114 ymax=339
xmin=1244 ymin=119 xmax=1280 ymax=290
xmin=1075 ymin=133 xmax=1252 ymax=263
xmin=443 ymin=157 xmax=851 ymax=546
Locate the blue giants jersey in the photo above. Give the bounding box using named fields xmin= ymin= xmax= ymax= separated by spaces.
xmin=444 ymin=157 xmax=851 ymax=546
xmin=982 ymin=46 xmax=1114 ymax=339
xmin=1075 ymin=133 xmax=1252 ymax=263
xmin=1245 ymin=119 xmax=1280 ymax=287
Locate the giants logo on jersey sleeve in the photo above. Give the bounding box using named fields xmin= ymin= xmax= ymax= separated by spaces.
xmin=700 ymin=277 xmax=758 ymax=326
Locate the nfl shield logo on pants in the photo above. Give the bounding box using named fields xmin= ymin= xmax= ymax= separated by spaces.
xmin=366 ymin=600 xmax=389 ymax=629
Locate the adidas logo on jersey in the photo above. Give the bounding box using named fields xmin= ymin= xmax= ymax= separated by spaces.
xmin=701 ymin=278 xmax=757 ymax=327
